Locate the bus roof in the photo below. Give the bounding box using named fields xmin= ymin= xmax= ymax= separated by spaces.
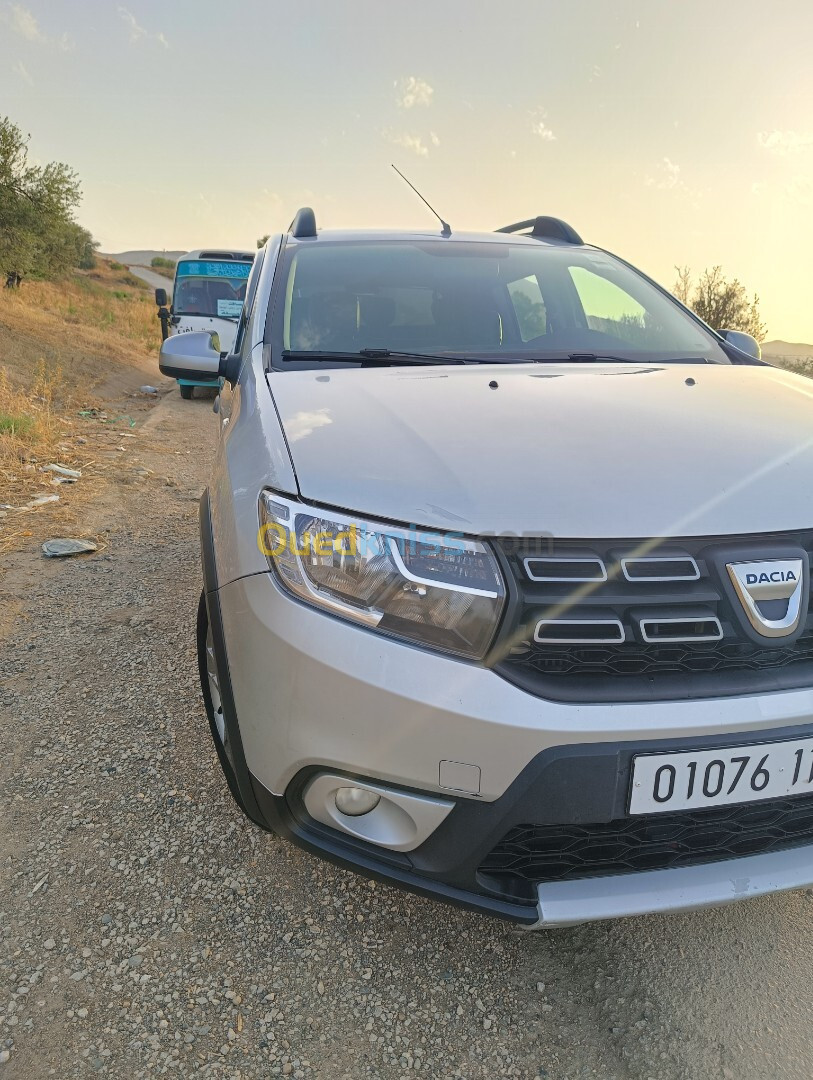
xmin=179 ymin=249 xmax=255 ymax=262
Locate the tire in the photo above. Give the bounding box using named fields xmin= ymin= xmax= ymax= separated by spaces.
xmin=179 ymin=384 xmax=194 ymax=400
xmin=197 ymin=591 xmax=255 ymax=818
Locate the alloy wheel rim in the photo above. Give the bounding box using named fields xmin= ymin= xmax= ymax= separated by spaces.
xmin=205 ymin=623 xmax=232 ymax=765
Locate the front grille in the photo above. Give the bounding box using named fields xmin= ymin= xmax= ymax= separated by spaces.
xmin=479 ymin=794 xmax=813 ymax=892
xmin=492 ymin=531 xmax=813 ymax=702
xmin=509 ymin=631 xmax=813 ymax=676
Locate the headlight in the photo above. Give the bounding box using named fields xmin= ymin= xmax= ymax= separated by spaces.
xmin=258 ymin=492 xmax=505 ymax=660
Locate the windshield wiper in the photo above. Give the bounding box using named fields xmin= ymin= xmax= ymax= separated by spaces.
xmin=281 ymin=349 xmax=712 ymax=368
xmin=531 ymin=353 xmax=711 ymax=364
xmin=281 ymin=349 xmax=474 ymax=366
xmin=527 ymin=352 xmax=642 ymax=364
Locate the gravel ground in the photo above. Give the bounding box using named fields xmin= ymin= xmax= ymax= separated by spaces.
xmin=3 ymin=389 xmax=813 ymax=1079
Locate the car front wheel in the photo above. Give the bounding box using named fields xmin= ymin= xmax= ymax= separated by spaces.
xmin=197 ymin=591 xmax=255 ymax=819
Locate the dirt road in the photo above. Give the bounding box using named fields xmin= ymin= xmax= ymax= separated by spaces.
xmin=3 ymin=387 xmax=813 ymax=1079
xmin=126 ymin=266 xmax=173 ymax=293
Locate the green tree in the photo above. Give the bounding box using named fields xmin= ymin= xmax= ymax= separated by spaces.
xmin=257 ymin=234 xmax=270 ymax=249
xmin=0 ymin=115 xmax=95 ymax=278
xmin=673 ymin=265 xmax=767 ymax=341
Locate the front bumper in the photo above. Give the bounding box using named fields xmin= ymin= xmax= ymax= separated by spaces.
xmin=217 ymin=571 xmax=813 ymax=802
xmin=209 ymin=567 xmax=813 ymax=924
xmin=531 ymin=845 xmax=813 ymax=927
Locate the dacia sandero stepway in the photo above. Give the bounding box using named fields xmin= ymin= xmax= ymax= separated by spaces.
xmin=159 ymin=208 xmax=813 ymax=926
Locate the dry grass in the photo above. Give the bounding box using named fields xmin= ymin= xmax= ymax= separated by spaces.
xmin=2 ymin=260 xmax=159 ymax=362
xmin=0 ymin=361 xmax=61 ymax=461
xmin=145 ymin=263 xmax=174 ymax=279
xmin=772 ymin=355 xmax=813 ymax=380
xmin=0 ymin=259 xmax=163 ymax=552
xmin=0 ymin=358 xmax=104 ymax=551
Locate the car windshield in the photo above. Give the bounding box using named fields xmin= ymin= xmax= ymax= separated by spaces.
xmin=173 ymin=259 xmax=253 ymax=319
xmin=274 ymin=240 xmax=727 ymax=363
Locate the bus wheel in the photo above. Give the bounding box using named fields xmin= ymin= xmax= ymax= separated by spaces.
xmin=179 ymin=385 xmax=194 ymax=400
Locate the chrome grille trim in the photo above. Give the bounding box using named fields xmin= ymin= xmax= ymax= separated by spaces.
xmin=620 ymin=555 xmax=700 ymax=582
xmin=523 ymin=556 xmax=607 ymax=583
xmin=534 ymin=618 xmax=625 ymax=645
xmin=639 ymin=615 xmax=724 ymax=644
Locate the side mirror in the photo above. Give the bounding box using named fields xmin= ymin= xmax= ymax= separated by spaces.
xmin=155 ymin=287 xmax=168 ymax=307
xmin=718 ymin=329 xmax=761 ymax=361
xmin=159 ymin=331 xmax=222 ymax=381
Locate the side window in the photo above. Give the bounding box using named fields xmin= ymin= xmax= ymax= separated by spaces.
xmin=568 ymin=266 xmax=648 ymax=343
xmin=507 ymin=276 xmax=547 ymax=341
xmin=233 ymin=249 xmax=264 ymax=355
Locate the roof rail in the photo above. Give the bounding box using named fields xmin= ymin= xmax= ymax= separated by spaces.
xmin=289 ymin=207 xmax=317 ymax=238
xmin=497 ymin=216 xmax=583 ymax=244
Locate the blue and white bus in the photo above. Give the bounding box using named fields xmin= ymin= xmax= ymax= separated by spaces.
xmin=156 ymin=248 xmax=254 ymax=399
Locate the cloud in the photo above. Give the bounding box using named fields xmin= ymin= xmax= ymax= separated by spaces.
xmin=645 ymin=157 xmax=684 ymax=191
xmin=1 ymin=4 xmax=74 ymax=49
xmin=429 ymin=131 xmax=440 ymax=147
xmin=118 ymin=6 xmax=169 ymax=47
xmin=757 ymin=130 xmax=813 ymax=156
xmin=387 ymin=131 xmax=429 ymax=157
xmin=118 ymin=6 xmax=145 ymax=42
xmin=530 ymin=108 xmax=556 ymax=141
xmin=396 ymin=76 xmax=434 ymax=109
xmin=12 ymin=59 xmax=33 ymax=85
xmin=5 ymin=3 xmax=42 ymax=40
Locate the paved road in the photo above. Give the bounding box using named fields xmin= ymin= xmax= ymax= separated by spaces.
xmin=2 ymin=388 xmax=813 ymax=1078
xmin=127 ymin=264 xmax=173 ymax=293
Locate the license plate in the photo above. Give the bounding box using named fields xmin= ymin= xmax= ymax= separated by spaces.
xmin=630 ymin=736 xmax=813 ymax=815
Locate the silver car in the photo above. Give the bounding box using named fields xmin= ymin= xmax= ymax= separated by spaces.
xmin=160 ymin=209 xmax=813 ymax=926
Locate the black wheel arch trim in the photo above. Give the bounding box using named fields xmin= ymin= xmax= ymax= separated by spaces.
xmin=199 ymin=489 xmax=268 ymax=828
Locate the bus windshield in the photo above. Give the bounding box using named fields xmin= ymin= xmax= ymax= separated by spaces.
xmin=173 ymin=260 xmax=253 ymax=319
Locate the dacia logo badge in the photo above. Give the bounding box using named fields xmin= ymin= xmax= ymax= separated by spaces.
xmin=727 ymin=559 xmax=805 ymax=638
xmin=746 ymin=569 xmax=797 ymax=585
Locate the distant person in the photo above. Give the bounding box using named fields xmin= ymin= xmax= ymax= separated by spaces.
xmin=5 ymin=270 xmax=21 ymax=289
xmin=176 ymin=281 xmax=206 ymax=314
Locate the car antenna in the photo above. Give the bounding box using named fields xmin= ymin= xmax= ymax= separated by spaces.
xmin=391 ymin=164 xmax=451 ymax=236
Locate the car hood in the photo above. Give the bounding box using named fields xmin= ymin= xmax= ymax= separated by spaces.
xmin=268 ymin=362 xmax=813 ymax=538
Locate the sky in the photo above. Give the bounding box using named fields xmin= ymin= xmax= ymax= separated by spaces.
xmin=1 ymin=0 xmax=812 ymax=341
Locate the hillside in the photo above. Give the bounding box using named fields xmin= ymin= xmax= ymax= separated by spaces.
xmin=107 ymin=249 xmax=186 ymax=265
xmin=762 ymin=340 xmax=813 ymax=379
xmin=762 ymin=340 xmax=813 ymax=358
xmin=0 ymin=258 xmax=172 ymax=552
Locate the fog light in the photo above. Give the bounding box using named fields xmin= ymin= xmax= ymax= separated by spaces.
xmin=335 ymin=786 xmax=381 ymax=817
